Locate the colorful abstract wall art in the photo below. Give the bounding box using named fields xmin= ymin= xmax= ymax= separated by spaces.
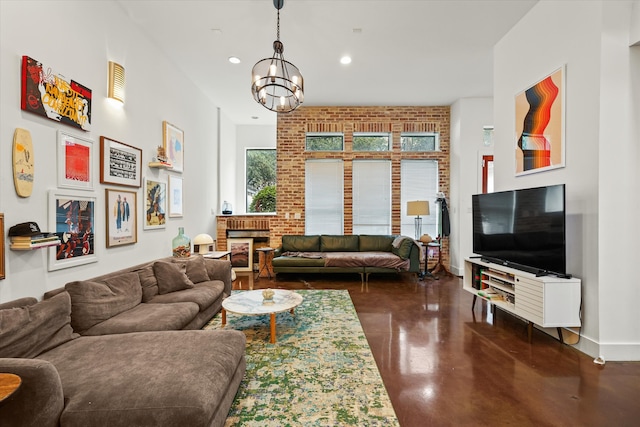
xmin=515 ymin=66 xmax=565 ymax=176
xmin=21 ymin=56 xmax=92 ymax=131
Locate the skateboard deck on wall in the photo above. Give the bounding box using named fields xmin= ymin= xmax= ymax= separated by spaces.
xmin=13 ymin=128 xmax=34 ymax=197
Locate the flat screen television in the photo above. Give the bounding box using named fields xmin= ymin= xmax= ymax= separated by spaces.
xmin=472 ymin=184 xmax=567 ymax=276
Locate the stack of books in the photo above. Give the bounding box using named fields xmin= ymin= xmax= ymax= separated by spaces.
xmin=10 ymin=233 xmax=61 ymax=250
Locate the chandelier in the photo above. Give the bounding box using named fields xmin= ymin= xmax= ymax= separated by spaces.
xmin=251 ymin=0 xmax=304 ymax=113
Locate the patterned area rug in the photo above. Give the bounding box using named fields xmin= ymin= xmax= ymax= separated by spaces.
xmin=203 ymin=289 xmax=399 ymax=426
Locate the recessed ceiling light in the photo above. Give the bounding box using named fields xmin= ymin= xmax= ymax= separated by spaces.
xmin=251 ymin=116 xmax=259 ymax=120
xmin=340 ymin=56 xmax=352 ymax=65
xmin=211 ymin=28 xmax=222 ymax=34
xmin=228 ymin=56 xmax=241 ymax=64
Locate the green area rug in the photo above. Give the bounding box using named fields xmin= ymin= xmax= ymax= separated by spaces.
xmin=204 ymin=289 xmax=399 ymax=426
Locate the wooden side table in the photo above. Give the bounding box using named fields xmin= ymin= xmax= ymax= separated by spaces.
xmin=255 ymin=247 xmax=275 ymax=279
xmin=0 ymin=373 xmax=21 ymax=406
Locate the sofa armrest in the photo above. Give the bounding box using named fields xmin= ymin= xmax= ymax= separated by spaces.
xmin=274 ymin=246 xmax=283 ymax=257
xmin=0 ymin=358 xmax=64 ymax=427
xmin=204 ymin=259 xmax=233 ymax=296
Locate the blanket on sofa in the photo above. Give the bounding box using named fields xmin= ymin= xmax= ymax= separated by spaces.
xmin=282 ymin=251 xmax=410 ymax=271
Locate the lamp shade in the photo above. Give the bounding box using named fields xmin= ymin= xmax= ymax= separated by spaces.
xmin=193 ymin=234 xmax=214 ymax=254
xmin=407 ymin=200 xmax=430 ymax=216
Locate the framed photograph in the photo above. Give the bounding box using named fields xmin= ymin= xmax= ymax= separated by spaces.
xmin=48 ymin=189 xmax=97 ymax=271
xmin=0 ymin=213 xmax=4 ymax=280
xmin=227 ymin=238 xmax=253 ymax=272
xmin=168 ymin=175 xmax=183 ymax=217
xmin=163 ymin=121 xmax=184 ymax=173
xmin=143 ymin=177 xmax=167 ymax=229
xmin=515 ymin=65 xmax=565 ymax=176
xmin=57 ymin=130 xmax=93 ymax=190
xmin=106 ymin=188 xmax=137 ymax=247
xmin=100 ymin=136 xmax=142 ymax=188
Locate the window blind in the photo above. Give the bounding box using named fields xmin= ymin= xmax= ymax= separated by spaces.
xmin=352 ymin=160 xmax=391 ymax=234
xmin=401 ymin=160 xmax=439 ymax=238
xmin=305 ymin=160 xmax=344 ymax=234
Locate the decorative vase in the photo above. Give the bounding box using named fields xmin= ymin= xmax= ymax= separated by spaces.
xmin=172 ymin=227 xmax=191 ymax=257
xmin=222 ymin=201 xmax=232 ymax=215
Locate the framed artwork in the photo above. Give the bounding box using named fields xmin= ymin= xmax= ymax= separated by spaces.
xmin=100 ymin=136 xmax=142 ymax=187
xmin=57 ymin=130 xmax=93 ymax=190
xmin=163 ymin=121 xmax=184 ymax=173
xmin=143 ymin=178 xmax=167 ymax=229
xmin=0 ymin=213 xmax=4 ymax=280
xmin=168 ymin=174 xmax=183 ymax=217
xmin=515 ymin=65 xmax=565 ymax=176
xmin=227 ymin=238 xmax=253 ymax=272
xmin=21 ymin=56 xmax=92 ymax=131
xmin=106 ymin=188 xmax=137 ymax=247
xmin=48 ymin=189 xmax=97 ymax=271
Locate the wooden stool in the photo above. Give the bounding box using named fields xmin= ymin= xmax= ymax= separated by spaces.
xmin=255 ymin=247 xmax=275 ymax=279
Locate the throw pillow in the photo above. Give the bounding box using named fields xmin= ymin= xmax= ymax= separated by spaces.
xmin=153 ymin=261 xmax=195 ymax=294
xmin=172 ymin=256 xmax=210 ymax=283
xmin=391 ymin=237 xmax=413 ymax=260
xmin=65 ymin=272 xmax=143 ymax=334
xmin=0 ymin=292 xmax=78 ymax=358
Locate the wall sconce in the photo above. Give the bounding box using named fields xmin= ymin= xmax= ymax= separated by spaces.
xmin=108 ymin=61 xmax=125 ymax=103
xmin=407 ymin=200 xmax=430 ymax=240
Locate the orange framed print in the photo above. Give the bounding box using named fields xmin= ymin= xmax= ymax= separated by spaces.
xmin=515 ymin=65 xmax=565 ymax=176
xmin=57 ymin=130 xmax=93 ymax=190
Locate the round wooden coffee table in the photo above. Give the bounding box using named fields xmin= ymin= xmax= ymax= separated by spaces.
xmin=221 ymin=289 xmax=303 ymax=343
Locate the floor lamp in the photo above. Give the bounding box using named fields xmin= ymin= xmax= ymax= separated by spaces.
xmin=407 ymin=201 xmax=429 ymax=240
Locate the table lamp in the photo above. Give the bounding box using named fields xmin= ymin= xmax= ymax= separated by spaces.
xmin=407 ymin=201 xmax=429 ymax=240
xmin=193 ymin=234 xmax=215 ymax=254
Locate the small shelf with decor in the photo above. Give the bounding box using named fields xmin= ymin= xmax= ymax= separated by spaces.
xmin=148 ymin=162 xmax=172 ymax=169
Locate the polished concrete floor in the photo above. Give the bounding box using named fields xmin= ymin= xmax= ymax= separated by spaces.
xmin=234 ymin=271 xmax=640 ymax=427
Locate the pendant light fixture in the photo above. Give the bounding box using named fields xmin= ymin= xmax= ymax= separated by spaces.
xmin=251 ymin=0 xmax=304 ymax=113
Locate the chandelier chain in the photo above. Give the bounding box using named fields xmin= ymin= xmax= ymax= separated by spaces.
xmin=276 ymin=8 xmax=280 ymax=41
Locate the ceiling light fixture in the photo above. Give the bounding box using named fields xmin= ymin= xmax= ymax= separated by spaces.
xmin=340 ymin=56 xmax=352 ymax=65
xmin=228 ymin=56 xmax=241 ymax=64
xmin=251 ymin=0 xmax=303 ymax=113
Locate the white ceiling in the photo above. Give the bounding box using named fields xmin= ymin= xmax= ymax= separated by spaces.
xmin=117 ymin=0 xmax=538 ymax=125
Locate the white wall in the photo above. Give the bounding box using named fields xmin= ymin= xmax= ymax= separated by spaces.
xmin=494 ymin=0 xmax=640 ymax=360
xmin=0 ymin=1 xmax=220 ymax=302
xmin=218 ymin=109 xmax=237 ymax=214
xmin=233 ymin=125 xmax=277 ymax=213
xmin=449 ymin=97 xmax=493 ymax=276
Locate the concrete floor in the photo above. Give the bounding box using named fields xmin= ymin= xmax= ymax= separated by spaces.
xmin=234 ymin=271 xmax=640 ymax=427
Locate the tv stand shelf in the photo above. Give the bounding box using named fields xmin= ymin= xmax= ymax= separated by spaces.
xmin=463 ymin=258 xmax=581 ymax=343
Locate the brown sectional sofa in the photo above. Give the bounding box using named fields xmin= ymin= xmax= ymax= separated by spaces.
xmin=0 ymin=256 xmax=246 ymax=427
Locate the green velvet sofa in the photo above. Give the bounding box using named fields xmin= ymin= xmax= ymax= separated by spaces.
xmin=272 ymin=235 xmax=421 ymax=285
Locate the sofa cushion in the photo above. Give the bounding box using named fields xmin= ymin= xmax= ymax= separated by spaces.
xmin=81 ymin=302 xmax=199 ymax=335
xmin=0 ymin=292 xmax=78 ymax=358
xmin=320 ymin=235 xmax=359 ymax=252
xmin=149 ymin=281 xmax=224 ymax=311
xmin=281 ymin=235 xmax=320 ymax=252
xmin=172 ymin=255 xmax=210 ymax=283
xmin=0 ymin=296 xmax=38 ymax=310
xmin=135 ymin=265 xmax=159 ymax=302
xmin=153 ymin=261 xmax=195 ymax=294
xmin=359 ymin=235 xmax=395 ymax=252
xmin=37 ymin=330 xmax=246 ymax=427
xmin=65 ymin=272 xmax=143 ymax=334
xmin=391 ymin=236 xmax=414 ymax=260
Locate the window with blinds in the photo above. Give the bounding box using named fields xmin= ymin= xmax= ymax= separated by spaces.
xmin=401 ymin=160 xmax=439 ymax=238
xmin=305 ymin=160 xmax=344 ymax=234
xmin=352 ymin=160 xmax=391 ymax=234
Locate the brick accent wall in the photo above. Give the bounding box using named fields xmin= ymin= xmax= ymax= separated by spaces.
xmin=271 ymin=106 xmax=451 ymax=269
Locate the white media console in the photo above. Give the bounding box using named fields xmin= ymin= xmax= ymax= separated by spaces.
xmin=463 ymin=257 xmax=581 ymax=343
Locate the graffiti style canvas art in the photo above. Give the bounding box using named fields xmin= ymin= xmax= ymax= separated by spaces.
xmin=21 ymin=56 xmax=92 ymax=131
